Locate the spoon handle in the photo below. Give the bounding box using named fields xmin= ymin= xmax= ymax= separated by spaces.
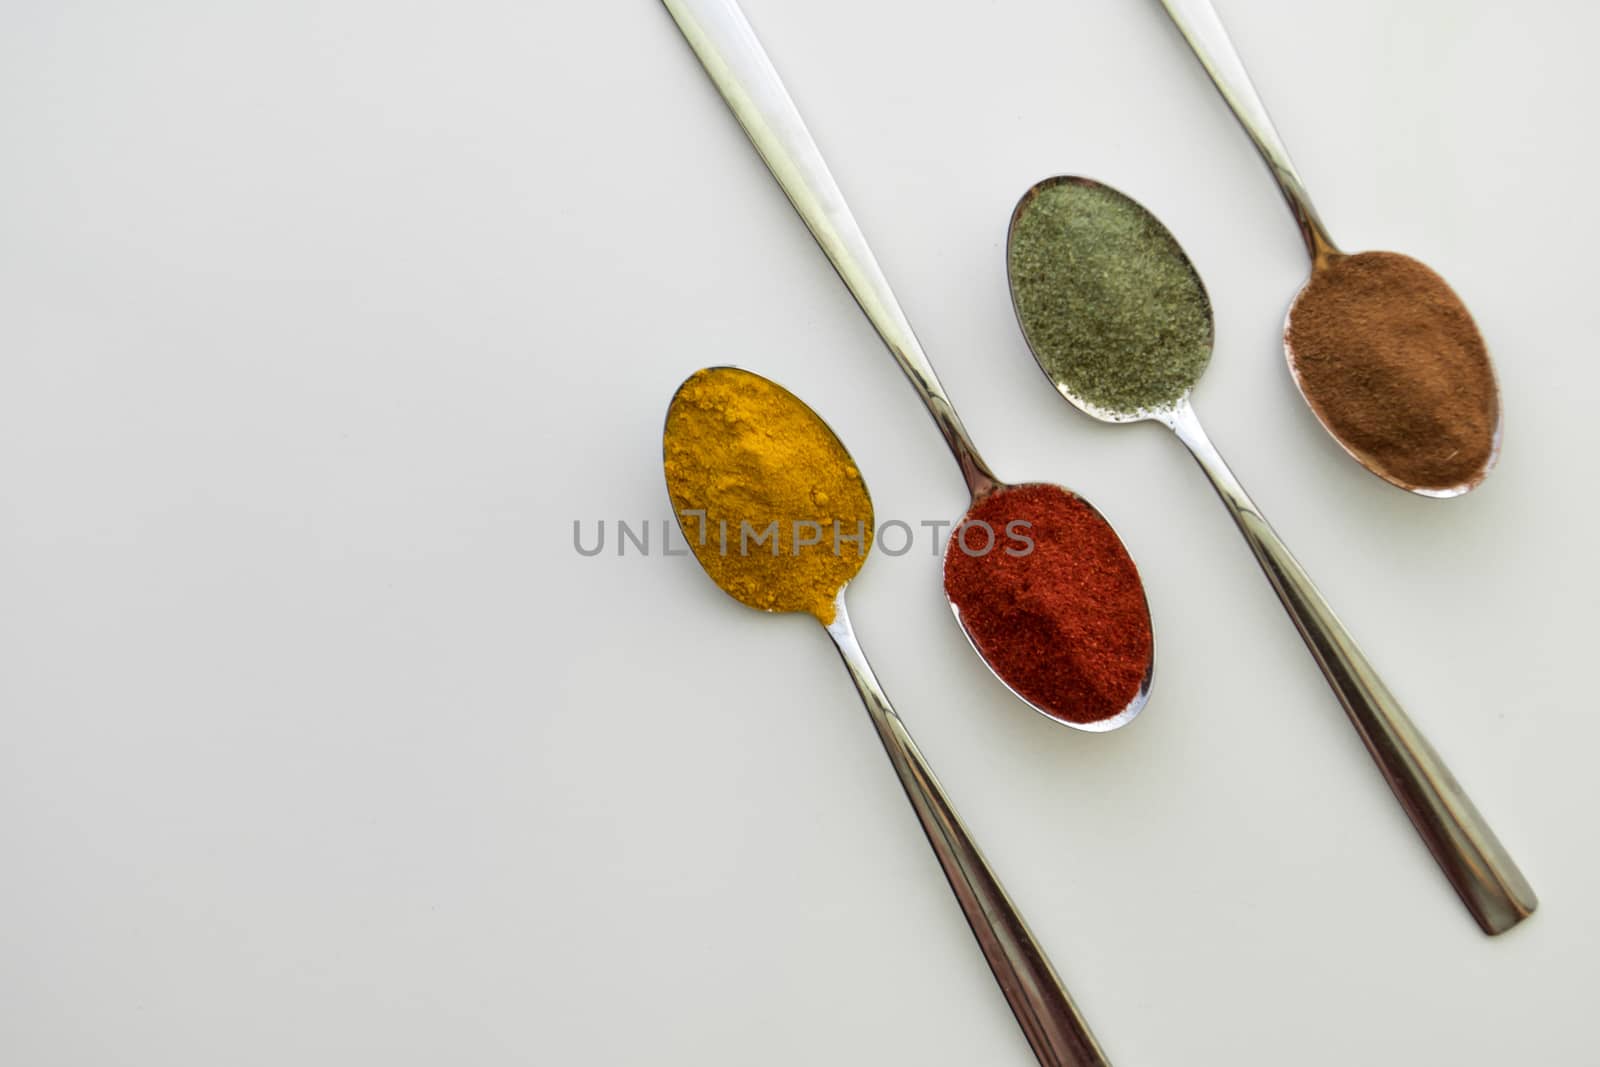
xmin=1155 ymin=0 xmax=1339 ymax=261
xmin=1165 ymin=403 xmax=1536 ymax=935
xmin=660 ymin=0 xmax=1000 ymax=497
xmin=824 ymin=597 xmax=1112 ymax=1067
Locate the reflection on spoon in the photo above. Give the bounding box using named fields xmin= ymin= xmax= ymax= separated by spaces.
xmin=664 ymin=366 xmax=1115 ymax=1067
xmin=1157 ymin=0 xmax=1502 ymax=495
xmin=1007 ymin=176 xmax=1535 ymax=935
xmin=660 ymin=0 xmax=1153 ymax=729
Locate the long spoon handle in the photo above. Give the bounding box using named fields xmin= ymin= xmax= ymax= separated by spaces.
xmin=660 ymin=0 xmax=999 ymax=497
xmin=824 ymin=597 xmax=1111 ymax=1067
xmin=1166 ymin=403 xmax=1536 ymax=935
xmin=1155 ymin=0 xmax=1339 ymax=261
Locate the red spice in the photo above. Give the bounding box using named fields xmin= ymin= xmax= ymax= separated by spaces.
xmin=943 ymin=483 xmax=1152 ymax=725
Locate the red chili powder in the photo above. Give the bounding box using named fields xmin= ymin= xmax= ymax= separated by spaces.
xmin=943 ymin=483 xmax=1152 ymax=725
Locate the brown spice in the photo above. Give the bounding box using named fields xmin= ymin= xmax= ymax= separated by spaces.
xmin=1285 ymin=252 xmax=1499 ymax=492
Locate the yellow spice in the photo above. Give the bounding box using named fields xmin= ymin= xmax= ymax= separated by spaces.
xmin=663 ymin=367 xmax=873 ymax=624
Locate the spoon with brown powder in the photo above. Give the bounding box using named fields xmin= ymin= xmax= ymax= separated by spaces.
xmin=660 ymin=0 xmax=1154 ymax=731
xmin=1157 ymin=0 xmax=1502 ymax=496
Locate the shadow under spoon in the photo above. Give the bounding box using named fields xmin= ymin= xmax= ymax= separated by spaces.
xmin=661 ymin=0 xmax=1152 ymax=731
xmin=1006 ymin=176 xmax=1535 ymax=936
xmin=1156 ymin=0 xmax=1502 ymax=496
xmin=666 ymin=366 xmax=1113 ymax=1067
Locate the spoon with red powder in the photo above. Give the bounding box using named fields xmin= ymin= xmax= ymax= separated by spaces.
xmin=1157 ymin=0 xmax=1502 ymax=496
xmin=661 ymin=0 xmax=1154 ymax=730
xmin=1006 ymin=176 xmax=1536 ymax=936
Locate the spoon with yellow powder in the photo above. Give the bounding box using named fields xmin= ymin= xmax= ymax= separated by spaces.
xmin=665 ymin=365 xmax=1114 ymax=1067
xmin=661 ymin=0 xmax=1153 ymax=730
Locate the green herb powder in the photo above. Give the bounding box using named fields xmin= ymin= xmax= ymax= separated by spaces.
xmin=1008 ymin=178 xmax=1212 ymax=415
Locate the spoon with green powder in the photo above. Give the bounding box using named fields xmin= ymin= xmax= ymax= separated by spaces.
xmin=1156 ymin=0 xmax=1502 ymax=496
xmin=665 ymin=366 xmax=1115 ymax=1067
xmin=660 ymin=0 xmax=1153 ymax=731
xmin=1006 ymin=175 xmax=1536 ymax=935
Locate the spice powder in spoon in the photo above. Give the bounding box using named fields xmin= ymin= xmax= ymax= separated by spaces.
xmin=943 ymin=484 xmax=1152 ymax=725
xmin=1007 ymin=178 xmax=1212 ymax=415
xmin=663 ymin=367 xmax=873 ymax=625
xmin=1286 ymin=252 xmax=1499 ymax=491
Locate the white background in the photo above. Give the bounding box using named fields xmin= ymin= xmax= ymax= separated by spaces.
xmin=2 ymin=0 xmax=1595 ymax=1063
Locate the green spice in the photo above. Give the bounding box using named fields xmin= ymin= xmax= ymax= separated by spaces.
xmin=1007 ymin=178 xmax=1212 ymax=415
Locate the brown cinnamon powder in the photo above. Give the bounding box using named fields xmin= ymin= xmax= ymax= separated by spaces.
xmin=1285 ymin=252 xmax=1499 ymax=492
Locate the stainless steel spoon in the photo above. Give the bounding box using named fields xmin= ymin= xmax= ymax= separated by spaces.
xmin=665 ymin=366 xmax=1113 ymax=1067
xmin=661 ymin=0 xmax=1153 ymax=730
xmin=1156 ymin=0 xmax=1502 ymax=496
xmin=1007 ymin=176 xmax=1536 ymax=936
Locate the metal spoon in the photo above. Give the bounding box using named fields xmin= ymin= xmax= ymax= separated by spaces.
xmin=1157 ymin=0 xmax=1502 ymax=496
xmin=665 ymin=366 xmax=1114 ymax=1067
xmin=661 ymin=0 xmax=1153 ymax=730
xmin=1007 ymin=176 xmax=1536 ymax=936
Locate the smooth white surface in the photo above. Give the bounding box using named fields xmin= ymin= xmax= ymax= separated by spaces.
xmin=1 ymin=0 xmax=1594 ymax=1063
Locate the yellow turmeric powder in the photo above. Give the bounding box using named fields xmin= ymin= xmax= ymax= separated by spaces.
xmin=664 ymin=367 xmax=873 ymax=624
